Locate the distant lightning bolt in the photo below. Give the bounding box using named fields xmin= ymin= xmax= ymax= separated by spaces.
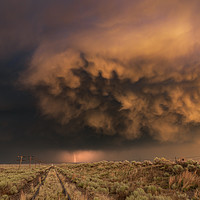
xmin=73 ymin=153 xmax=77 ymax=163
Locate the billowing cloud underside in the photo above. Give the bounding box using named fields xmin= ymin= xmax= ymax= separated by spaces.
xmin=19 ymin=0 xmax=200 ymax=143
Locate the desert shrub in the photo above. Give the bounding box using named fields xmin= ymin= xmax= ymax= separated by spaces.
xmin=176 ymin=192 xmax=188 ymax=199
xmin=87 ymin=186 xmax=96 ymax=193
xmin=126 ymin=188 xmax=171 ymax=200
xmin=116 ymin=183 xmax=129 ymax=197
xmin=187 ymin=164 xmax=196 ymax=172
xmin=0 ymin=181 xmax=7 ymax=190
xmin=145 ymin=185 xmax=157 ymax=195
xmin=196 ymin=164 xmax=200 ymax=169
xmin=97 ymin=187 xmax=109 ymax=194
xmin=124 ymin=160 xmax=130 ymax=164
xmin=131 ymin=161 xmax=137 ymax=165
xmin=56 ymin=159 xmax=200 ymax=199
xmin=154 ymin=157 xmax=162 ymax=164
xmin=154 ymin=157 xmax=170 ymax=165
xmin=164 ymin=172 xmax=170 ymax=177
xmin=126 ymin=188 xmax=150 ymax=200
xmin=0 ymin=195 xmax=9 ymax=200
xmin=0 ymin=166 xmax=49 ymax=196
xmin=145 ymin=185 xmax=162 ymax=195
xmin=173 ymin=165 xmax=184 ymax=174
xmin=135 ymin=180 xmax=144 ymax=187
xmin=126 ymin=195 xmax=149 ymax=200
xmin=89 ymin=181 xmax=99 ymax=189
xmin=77 ymin=181 xmax=85 ymax=188
xmin=143 ymin=160 xmax=152 ymax=166
xmin=136 ymin=162 xmax=142 ymax=166
xmin=160 ymin=164 xmax=173 ymax=172
xmin=110 ymin=182 xmax=120 ymax=193
xmin=9 ymin=185 xmax=18 ymax=194
xmin=153 ymin=177 xmax=162 ymax=182
xmin=186 ymin=160 xmax=198 ymax=166
xmin=155 ymin=196 xmax=172 ymax=200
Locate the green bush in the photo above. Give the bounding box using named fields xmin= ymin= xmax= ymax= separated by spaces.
xmin=155 ymin=196 xmax=172 ymax=200
xmin=126 ymin=188 xmax=171 ymax=200
xmin=173 ymin=165 xmax=184 ymax=174
xmin=97 ymin=187 xmax=109 ymax=194
xmin=186 ymin=160 xmax=197 ymax=166
xmin=154 ymin=157 xmax=170 ymax=165
xmin=116 ymin=183 xmax=129 ymax=197
xmin=89 ymin=181 xmax=98 ymax=189
xmin=164 ymin=172 xmax=170 ymax=177
xmin=187 ymin=164 xmax=196 ymax=171
xmin=131 ymin=161 xmax=137 ymax=165
xmin=0 ymin=195 xmax=9 ymax=200
xmin=145 ymin=185 xmax=161 ymax=195
xmin=78 ymin=181 xmax=87 ymax=188
xmin=0 ymin=181 xmax=7 ymax=190
xmin=143 ymin=160 xmax=152 ymax=166
xmin=153 ymin=177 xmax=162 ymax=182
xmin=126 ymin=188 xmax=150 ymax=200
xmin=9 ymin=185 xmax=18 ymax=194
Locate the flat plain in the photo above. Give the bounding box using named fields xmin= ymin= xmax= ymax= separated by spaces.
xmin=1 ymin=158 xmax=200 ymax=200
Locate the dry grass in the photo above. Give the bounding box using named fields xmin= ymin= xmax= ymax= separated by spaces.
xmin=169 ymin=176 xmax=176 ymax=188
xmin=169 ymin=169 xmax=200 ymax=190
xmin=20 ymin=190 xmax=26 ymax=200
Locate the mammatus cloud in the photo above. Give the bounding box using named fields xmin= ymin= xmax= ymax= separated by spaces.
xmin=20 ymin=0 xmax=200 ymax=143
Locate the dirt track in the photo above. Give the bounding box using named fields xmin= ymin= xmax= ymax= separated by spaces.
xmin=32 ymin=167 xmax=70 ymax=200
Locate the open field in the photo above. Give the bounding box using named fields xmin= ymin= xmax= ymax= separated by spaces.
xmin=1 ymin=158 xmax=200 ymax=199
xmin=0 ymin=164 xmax=50 ymax=200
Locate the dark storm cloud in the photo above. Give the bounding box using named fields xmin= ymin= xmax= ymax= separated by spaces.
xmin=20 ymin=52 xmax=200 ymax=142
xmin=19 ymin=0 xmax=200 ymax=143
xmin=1 ymin=0 xmax=200 ymax=162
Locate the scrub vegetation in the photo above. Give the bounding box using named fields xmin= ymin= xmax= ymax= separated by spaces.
xmin=0 ymin=165 xmax=49 ymax=200
xmin=57 ymin=158 xmax=200 ymax=200
xmin=1 ymin=158 xmax=200 ymax=199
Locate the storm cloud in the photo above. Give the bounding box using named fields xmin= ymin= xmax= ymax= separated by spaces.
xmin=1 ymin=0 xmax=200 ymax=162
xmin=20 ymin=0 xmax=200 ymax=142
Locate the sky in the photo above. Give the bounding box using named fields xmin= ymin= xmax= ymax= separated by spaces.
xmin=1 ymin=0 xmax=200 ymax=163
